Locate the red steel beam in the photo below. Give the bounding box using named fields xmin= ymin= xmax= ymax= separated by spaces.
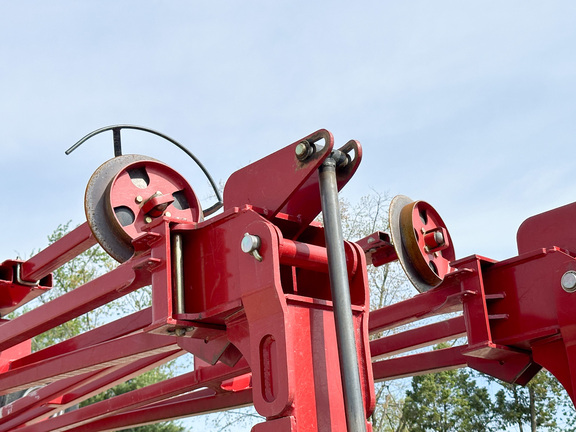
xmin=0 ymin=350 xmax=182 ymax=430
xmin=369 ymin=281 xmax=463 ymax=333
xmin=0 ymin=369 xmax=112 ymax=429
xmin=10 ymin=308 xmax=152 ymax=369
xmin=73 ymin=389 xmax=254 ymax=432
xmin=0 ymin=253 xmax=155 ymax=353
xmin=279 ymin=239 xmax=329 ymax=272
xmin=0 ymin=332 xmax=179 ymax=395
xmin=372 ymin=345 xmax=468 ymax=382
xmin=20 ymin=222 xmax=97 ymax=283
xmin=370 ymin=316 xmax=466 ymax=360
xmin=17 ymin=359 xmax=251 ymax=432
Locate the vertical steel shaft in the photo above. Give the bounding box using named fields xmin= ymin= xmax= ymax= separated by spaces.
xmin=319 ymin=157 xmax=367 ymax=432
xmin=172 ymin=234 xmax=185 ymax=315
xmin=112 ymin=127 xmax=122 ymax=157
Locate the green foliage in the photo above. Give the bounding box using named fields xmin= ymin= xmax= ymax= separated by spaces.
xmin=493 ymin=370 xmax=568 ymax=432
xmin=402 ymin=367 xmax=495 ymax=432
xmin=402 ymin=356 xmax=576 ymax=432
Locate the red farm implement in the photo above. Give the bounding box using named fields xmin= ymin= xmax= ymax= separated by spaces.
xmin=1 ymin=126 xmax=576 ymax=431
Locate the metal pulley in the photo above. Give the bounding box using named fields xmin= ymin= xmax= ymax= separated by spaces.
xmin=85 ymin=154 xmax=202 ymax=262
xmin=389 ymin=195 xmax=455 ymax=292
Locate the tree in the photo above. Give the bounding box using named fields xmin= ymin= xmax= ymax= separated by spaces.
xmin=402 ymin=360 xmax=495 ymax=432
xmin=493 ymin=370 xmax=571 ymax=432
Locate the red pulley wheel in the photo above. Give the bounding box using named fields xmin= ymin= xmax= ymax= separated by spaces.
xmin=85 ymin=154 xmax=202 ymax=262
xmin=389 ymin=195 xmax=455 ymax=292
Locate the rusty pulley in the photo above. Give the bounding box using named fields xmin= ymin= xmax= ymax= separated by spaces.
xmin=85 ymin=155 xmax=202 ymax=262
xmin=389 ymin=195 xmax=455 ymax=292
xmin=67 ymin=125 xmax=224 ymax=262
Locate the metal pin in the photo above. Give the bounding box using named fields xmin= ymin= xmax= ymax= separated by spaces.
xmin=561 ymin=271 xmax=576 ymax=293
xmin=173 ymin=234 xmax=185 ymax=314
xmin=295 ymin=141 xmax=312 ymax=161
xmin=241 ymin=233 xmax=263 ymax=262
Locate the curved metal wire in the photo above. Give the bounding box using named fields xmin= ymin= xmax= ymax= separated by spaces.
xmin=66 ymin=125 xmax=223 ymax=216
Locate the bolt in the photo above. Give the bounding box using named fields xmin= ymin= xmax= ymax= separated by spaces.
xmin=241 ymin=233 xmax=263 ymax=262
xmin=424 ymin=229 xmax=446 ymax=253
xmin=295 ymin=141 xmax=312 ymax=161
xmin=135 ymin=195 xmax=143 ymax=204
xmin=165 ymin=211 xmax=171 ymax=217
xmin=145 ymin=216 xmax=153 ymax=224
xmin=561 ymin=271 xmax=576 ymax=293
xmin=433 ymin=231 xmax=445 ymax=246
xmin=241 ymin=233 xmax=261 ymax=253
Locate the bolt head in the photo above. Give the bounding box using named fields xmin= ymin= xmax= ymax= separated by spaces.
xmin=165 ymin=211 xmax=172 ymax=217
xmin=434 ymin=231 xmax=445 ymax=246
xmin=145 ymin=216 xmax=153 ymax=224
xmin=562 ymin=271 xmax=576 ymax=292
xmin=241 ymin=233 xmax=261 ymax=253
xmin=135 ymin=195 xmax=143 ymax=204
xmin=295 ymin=141 xmax=311 ymax=160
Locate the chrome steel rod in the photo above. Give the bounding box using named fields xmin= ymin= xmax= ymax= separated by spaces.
xmin=172 ymin=234 xmax=185 ymax=315
xmin=319 ymin=156 xmax=367 ymax=432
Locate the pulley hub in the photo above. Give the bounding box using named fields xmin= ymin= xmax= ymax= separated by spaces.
xmin=85 ymin=155 xmax=202 ymax=262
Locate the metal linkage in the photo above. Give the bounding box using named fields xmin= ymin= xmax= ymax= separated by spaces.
xmin=172 ymin=234 xmax=185 ymax=315
xmin=319 ymin=153 xmax=367 ymax=432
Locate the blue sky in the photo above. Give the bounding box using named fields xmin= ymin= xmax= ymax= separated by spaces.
xmin=2 ymin=2 xmax=576 ymax=262
xmin=1 ymin=1 xmax=576 ymax=429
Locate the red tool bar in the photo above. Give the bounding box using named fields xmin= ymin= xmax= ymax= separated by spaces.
xmin=0 ymin=254 xmax=154 ymax=353
xmin=279 ymin=239 xmax=329 ymax=272
xmin=278 ymin=238 xmax=361 ymax=275
xmin=17 ymin=359 xmax=251 ymax=432
xmin=0 ymin=370 xmax=109 ymax=430
xmin=370 ymin=316 xmax=466 ymax=360
xmin=11 ymin=308 xmax=152 ymax=369
xmin=0 ymin=350 xmax=182 ymax=430
xmin=72 ymin=389 xmax=253 ymax=432
xmin=20 ymin=222 xmax=96 ymax=283
xmin=368 ymin=280 xmax=464 ymax=334
xmin=372 ymin=345 xmax=468 ymax=382
xmin=0 ymin=333 xmax=180 ymax=395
